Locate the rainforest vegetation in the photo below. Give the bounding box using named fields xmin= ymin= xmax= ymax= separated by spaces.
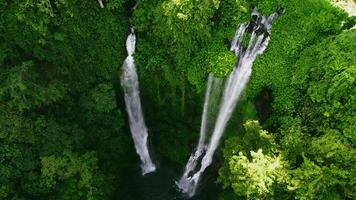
xmin=0 ymin=0 xmax=355 ymax=199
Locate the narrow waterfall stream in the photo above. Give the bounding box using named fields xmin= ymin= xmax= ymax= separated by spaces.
xmin=176 ymin=74 xmax=222 ymax=192
xmin=121 ymin=27 xmax=156 ymax=175
xmin=177 ymin=8 xmax=284 ymax=197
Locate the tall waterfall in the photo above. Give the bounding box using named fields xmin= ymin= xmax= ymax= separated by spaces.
xmin=177 ymin=74 xmax=222 ymax=189
xmin=121 ymin=27 xmax=156 ymax=175
xmin=177 ymin=8 xmax=282 ymax=196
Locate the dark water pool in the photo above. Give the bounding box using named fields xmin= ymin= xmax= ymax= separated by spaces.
xmin=117 ymin=161 xmax=221 ymax=200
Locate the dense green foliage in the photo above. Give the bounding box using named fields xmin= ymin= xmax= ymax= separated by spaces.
xmin=0 ymin=0 xmax=355 ymax=199
xmin=0 ymin=0 xmax=133 ymax=199
xmin=218 ymin=121 xmax=290 ymax=199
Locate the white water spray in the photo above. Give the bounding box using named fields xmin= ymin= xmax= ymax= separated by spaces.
xmin=177 ymin=7 xmax=283 ymax=196
xmin=121 ymin=28 xmax=156 ymax=175
xmin=177 ymin=74 xmax=222 ymax=190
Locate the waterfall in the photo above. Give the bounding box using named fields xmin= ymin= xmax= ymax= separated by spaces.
xmin=121 ymin=27 xmax=156 ymax=175
xmin=177 ymin=7 xmax=282 ymax=196
xmin=176 ymin=74 xmax=222 ymax=191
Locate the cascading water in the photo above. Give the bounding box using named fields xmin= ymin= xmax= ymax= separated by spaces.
xmin=177 ymin=7 xmax=284 ymax=197
xmin=121 ymin=27 xmax=156 ymax=175
xmin=176 ymin=74 xmax=222 ymax=189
